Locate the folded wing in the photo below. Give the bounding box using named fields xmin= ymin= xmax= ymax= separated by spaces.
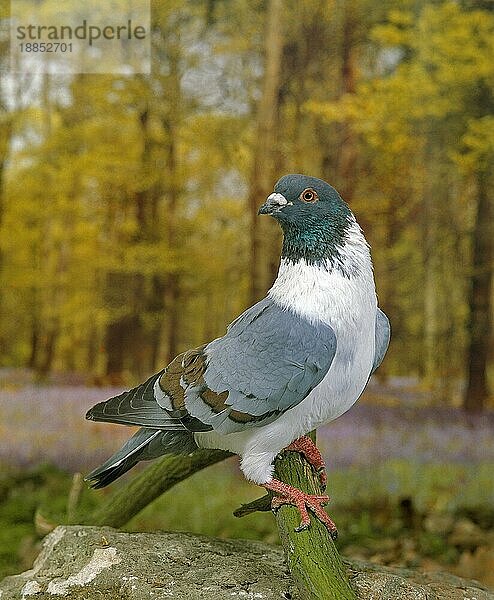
xmin=87 ymin=297 xmax=338 ymax=436
xmin=171 ymin=298 xmax=338 ymax=433
xmin=372 ymin=308 xmax=390 ymax=374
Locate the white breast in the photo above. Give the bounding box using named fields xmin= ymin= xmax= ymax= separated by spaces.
xmin=268 ymin=234 xmax=377 ymax=428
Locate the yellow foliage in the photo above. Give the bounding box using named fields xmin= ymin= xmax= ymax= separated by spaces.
xmin=453 ymin=117 xmax=494 ymax=174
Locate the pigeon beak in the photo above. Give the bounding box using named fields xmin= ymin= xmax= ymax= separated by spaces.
xmin=258 ymin=192 xmax=288 ymax=215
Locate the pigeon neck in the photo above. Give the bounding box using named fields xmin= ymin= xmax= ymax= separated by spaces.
xmin=280 ymin=215 xmax=368 ymax=277
xmin=269 ymin=233 xmax=376 ymax=326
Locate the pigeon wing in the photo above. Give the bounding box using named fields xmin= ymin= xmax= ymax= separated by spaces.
xmin=86 ymin=370 xmax=186 ymax=429
xmin=371 ymin=308 xmax=390 ymax=374
xmin=181 ymin=297 xmax=337 ymax=434
xmin=87 ymin=298 xmax=337 ymax=436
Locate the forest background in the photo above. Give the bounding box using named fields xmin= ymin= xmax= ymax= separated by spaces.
xmin=0 ymin=0 xmax=493 ymax=589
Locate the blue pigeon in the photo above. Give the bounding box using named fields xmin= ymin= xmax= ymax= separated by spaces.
xmin=86 ymin=174 xmax=390 ymax=537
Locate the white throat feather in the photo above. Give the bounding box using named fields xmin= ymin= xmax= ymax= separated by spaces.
xmin=268 ymin=219 xmax=375 ymax=326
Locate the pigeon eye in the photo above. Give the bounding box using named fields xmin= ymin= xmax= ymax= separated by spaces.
xmin=300 ymin=188 xmax=318 ymax=203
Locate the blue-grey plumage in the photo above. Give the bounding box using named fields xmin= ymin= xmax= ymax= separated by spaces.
xmin=372 ymin=309 xmax=391 ymax=374
xmin=197 ymin=298 xmax=337 ymax=426
xmin=85 ymin=174 xmax=389 ymax=533
xmin=85 ymin=428 xmax=197 ymax=489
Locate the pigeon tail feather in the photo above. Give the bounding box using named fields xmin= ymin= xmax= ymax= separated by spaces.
xmin=85 ymin=427 xmax=197 ymax=488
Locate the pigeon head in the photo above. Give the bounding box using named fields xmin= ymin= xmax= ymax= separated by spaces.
xmin=258 ymin=174 xmax=354 ymax=267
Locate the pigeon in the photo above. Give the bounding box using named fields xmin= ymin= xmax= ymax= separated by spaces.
xmin=86 ymin=173 xmax=390 ymax=537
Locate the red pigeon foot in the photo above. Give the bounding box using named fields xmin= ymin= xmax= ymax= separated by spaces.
xmin=264 ymin=478 xmax=338 ymax=538
xmin=285 ymin=436 xmax=327 ymax=490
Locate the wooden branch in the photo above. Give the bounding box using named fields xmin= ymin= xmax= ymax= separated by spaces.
xmin=272 ymin=449 xmax=357 ymax=600
xmin=233 ymin=492 xmax=272 ymax=517
xmin=82 ymin=449 xmax=232 ymax=528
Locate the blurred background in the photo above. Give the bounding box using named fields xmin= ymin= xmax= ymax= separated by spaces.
xmin=0 ymin=0 xmax=493 ymax=588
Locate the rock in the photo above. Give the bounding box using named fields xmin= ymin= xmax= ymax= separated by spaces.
xmin=348 ymin=559 xmax=494 ymax=600
xmin=0 ymin=526 xmax=492 ymax=600
xmin=1 ymin=526 xmax=294 ymax=600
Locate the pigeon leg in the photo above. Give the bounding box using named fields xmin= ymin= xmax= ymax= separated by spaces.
xmin=285 ymin=436 xmax=327 ymax=490
xmin=264 ymin=479 xmax=338 ymax=538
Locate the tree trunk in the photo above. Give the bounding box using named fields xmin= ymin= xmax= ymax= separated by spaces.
xmin=149 ymin=275 xmax=166 ymax=370
xmin=161 ymin=44 xmax=183 ymax=364
xmin=422 ymin=188 xmax=440 ymax=391
xmin=463 ymin=170 xmax=493 ymax=413
xmin=374 ymin=199 xmax=400 ymax=382
xmin=0 ymin=118 xmax=11 ymax=304
xmin=27 ymin=303 xmax=40 ymax=370
xmin=37 ymin=325 xmax=59 ymax=378
xmin=105 ymin=316 xmax=131 ymax=380
xmin=130 ymin=109 xmax=160 ymax=377
xmin=164 ymin=272 xmax=180 ymax=363
xmin=248 ymin=0 xmax=284 ymax=304
xmin=336 ymin=3 xmax=358 ymax=204
xmin=104 ymin=100 xmax=167 ymax=379
xmin=86 ymin=325 xmax=99 ymax=374
xmin=162 ymin=121 xmax=181 ymax=364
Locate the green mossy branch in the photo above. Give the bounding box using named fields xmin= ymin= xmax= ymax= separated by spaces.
xmin=272 ymin=450 xmax=356 ymax=600
xmin=82 ymin=449 xmax=232 ymax=528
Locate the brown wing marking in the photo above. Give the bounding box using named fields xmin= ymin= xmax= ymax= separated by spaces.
xmin=158 ymin=352 xmax=187 ymax=412
xmin=162 ymin=344 xmax=277 ymax=427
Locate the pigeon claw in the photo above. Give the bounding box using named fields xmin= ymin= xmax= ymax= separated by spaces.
xmin=285 ymin=436 xmax=328 ymax=490
xmin=317 ymin=467 xmax=327 ymax=492
xmin=265 ymin=479 xmax=338 ymax=537
xmin=295 ymin=522 xmax=311 ymax=533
